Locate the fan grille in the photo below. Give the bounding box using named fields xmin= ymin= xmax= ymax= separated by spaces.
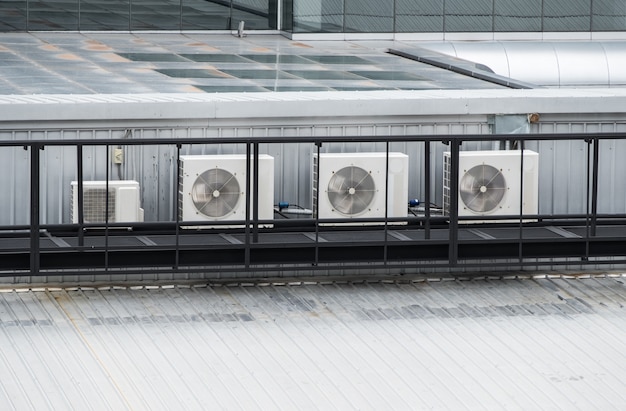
xmin=327 ymin=166 xmax=376 ymax=216
xmin=191 ymin=168 xmax=241 ymax=218
xmin=83 ymin=188 xmax=116 ymax=222
xmin=459 ymin=164 xmax=507 ymax=213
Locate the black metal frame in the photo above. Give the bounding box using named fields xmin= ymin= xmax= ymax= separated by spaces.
xmin=4 ymin=131 xmax=626 ymax=278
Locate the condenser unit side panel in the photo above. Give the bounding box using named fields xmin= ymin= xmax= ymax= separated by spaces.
xmin=522 ymin=151 xmax=540 ymax=215
xmin=387 ymin=154 xmax=409 ymax=217
xmin=257 ymin=156 xmax=275 ymax=220
xmin=115 ymin=186 xmax=141 ymax=222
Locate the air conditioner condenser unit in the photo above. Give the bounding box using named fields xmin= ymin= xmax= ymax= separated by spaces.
xmin=179 ymin=154 xmax=274 ymax=224
xmin=71 ymin=180 xmax=144 ymax=223
xmin=443 ymin=149 xmax=539 ymax=220
xmin=313 ymin=152 xmax=409 ymax=224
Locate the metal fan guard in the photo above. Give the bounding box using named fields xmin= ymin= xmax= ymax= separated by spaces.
xmin=326 ymin=166 xmax=376 ymax=216
xmin=191 ymin=168 xmax=241 ymax=218
xmin=459 ymin=164 xmax=507 ymax=213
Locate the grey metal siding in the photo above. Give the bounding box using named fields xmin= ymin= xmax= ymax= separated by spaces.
xmin=1 ymin=116 xmax=626 ymax=225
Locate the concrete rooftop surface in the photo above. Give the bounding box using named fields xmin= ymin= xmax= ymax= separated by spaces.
xmin=1 ymin=275 xmax=626 ymax=410
xmin=0 ymin=32 xmax=500 ymax=95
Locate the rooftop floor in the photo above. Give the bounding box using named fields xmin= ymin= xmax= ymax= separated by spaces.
xmin=1 ymin=275 xmax=625 ymax=410
xmin=0 ymin=32 xmax=501 ymax=95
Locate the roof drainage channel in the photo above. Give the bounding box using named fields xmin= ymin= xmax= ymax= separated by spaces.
xmin=388 ymin=47 xmax=538 ymax=90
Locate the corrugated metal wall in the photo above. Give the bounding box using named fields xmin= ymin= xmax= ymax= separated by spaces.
xmin=1 ymin=118 xmax=626 ymax=225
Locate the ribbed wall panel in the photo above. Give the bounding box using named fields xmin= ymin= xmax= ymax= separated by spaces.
xmin=3 ymin=119 xmax=626 ymax=226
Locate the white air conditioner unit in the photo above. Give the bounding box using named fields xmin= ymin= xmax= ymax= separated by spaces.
xmin=313 ymin=152 xmax=409 ymax=223
xmin=443 ymin=150 xmax=539 ymax=219
xmin=179 ymin=154 xmax=274 ymax=223
xmin=71 ymin=180 xmax=144 ymax=223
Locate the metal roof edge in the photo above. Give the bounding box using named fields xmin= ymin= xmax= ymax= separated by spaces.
xmin=0 ymin=89 xmax=625 ymax=123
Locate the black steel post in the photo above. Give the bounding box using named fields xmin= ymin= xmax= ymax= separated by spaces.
xmin=448 ymin=139 xmax=460 ymax=266
xmin=77 ymin=144 xmax=84 ymax=247
xmin=518 ymin=141 xmax=525 ymax=264
xmin=244 ymin=142 xmax=251 ymax=268
xmin=314 ymin=142 xmax=321 ymax=266
xmin=383 ymin=142 xmax=389 ymax=265
xmin=104 ymin=145 xmax=110 ymax=270
xmin=253 ymin=142 xmax=259 ymax=244
xmin=29 ymin=144 xmax=41 ymax=275
xmin=424 ymin=141 xmax=431 ymax=239
xmin=591 ymin=138 xmax=599 ymax=236
xmin=584 ymin=138 xmax=592 ymax=260
xmin=175 ymin=144 xmax=181 ymax=269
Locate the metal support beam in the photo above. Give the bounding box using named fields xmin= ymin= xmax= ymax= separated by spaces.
xmin=175 ymin=143 xmax=181 ymax=270
xmin=244 ymin=142 xmax=251 ymax=268
xmin=29 ymin=144 xmax=41 ymax=275
xmin=424 ymin=141 xmax=431 ymax=239
xmin=591 ymin=138 xmax=599 ymax=236
xmin=448 ymin=140 xmax=460 ymax=266
xmin=77 ymin=144 xmax=84 ymax=247
xmin=253 ymin=142 xmax=259 ymax=244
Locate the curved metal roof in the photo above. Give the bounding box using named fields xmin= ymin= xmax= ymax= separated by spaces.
xmin=416 ymin=41 xmax=626 ymax=87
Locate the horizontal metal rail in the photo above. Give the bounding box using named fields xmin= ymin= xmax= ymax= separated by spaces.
xmin=1 ymin=131 xmax=625 ymax=147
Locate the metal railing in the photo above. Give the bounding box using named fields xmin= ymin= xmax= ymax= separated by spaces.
xmin=2 ymin=131 xmax=625 ymax=278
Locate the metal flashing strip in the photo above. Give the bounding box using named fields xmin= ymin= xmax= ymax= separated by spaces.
xmin=467 ymin=228 xmax=497 ymax=240
xmin=44 ymin=232 xmax=71 ymax=248
xmin=137 ymin=236 xmax=158 ymax=246
xmin=303 ymin=232 xmax=327 ymax=242
xmin=388 ymin=47 xmax=539 ymax=89
xmin=4 ymin=89 xmax=626 ymax=124
xmin=220 ymin=233 xmax=244 ymax=244
xmin=388 ymin=231 xmax=412 ymax=241
xmin=545 ymin=226 xmax=583 ymax=239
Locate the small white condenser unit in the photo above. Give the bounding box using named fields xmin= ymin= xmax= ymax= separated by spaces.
xmin=71 ymin=180 xmax=144 ymax=223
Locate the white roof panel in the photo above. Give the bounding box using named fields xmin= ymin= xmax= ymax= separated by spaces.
xmin=2 ymin=89 xmax=626 ymax=124
xmin=1 ymin=275 xmax=625 ymax=410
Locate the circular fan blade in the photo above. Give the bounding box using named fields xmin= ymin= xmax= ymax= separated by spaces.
xmin=327 ymin=166 xmax=376 ymax=215
xmin=459 ymin=164 xmax=506 ymax=213
xmin=191 ymin=168 xmax=241 ymax=218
